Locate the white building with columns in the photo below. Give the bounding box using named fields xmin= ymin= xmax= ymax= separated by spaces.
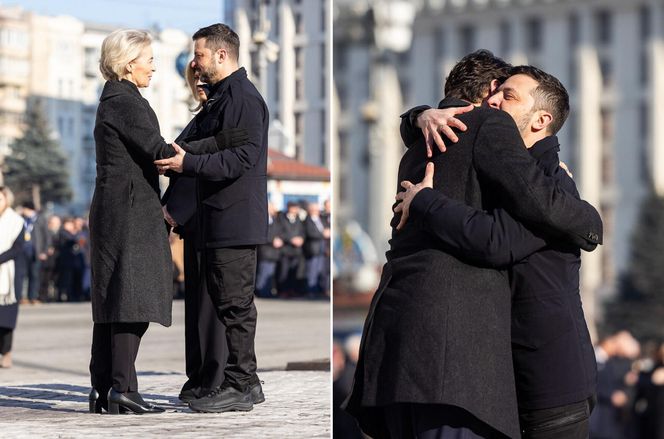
xmin=334 ymin=0 xmax=664 ymax=325
xmin=0 ymin=5 xmax=194 ymax=213
xmin=225 ymin=0 xmax=330 ymax=168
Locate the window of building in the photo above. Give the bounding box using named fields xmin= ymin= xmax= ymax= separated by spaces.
xmin=295 ymin=12 xmax=304 ymax=34
xmin=640 ymin=49 xmax=649 ymax=84
xmin=295 ymin=78 xmax=303 ymax=101
xmin=594 ymin=10 xmax=611 ymax=45
xmin=458 ymin=25 xmax=474 ymax=57
xmin=639 ymin=5 xmax=651 ymax=41
xmin=499 ymin=20 xmax=511 ymax=55
xmin=434 ymin=27 xmax=446 ymax=60
xmin=599 ymin=56 xmax=613 ymax=87
xmin=295 ymin=47 xmax=303 ymax=72
xmin=525 ymin=17 xmax=542 ymax=52
xmin=568 ymin=13 xmax=580 ymax=47
xmin=639 ymin=102 xmax=650 ymax=184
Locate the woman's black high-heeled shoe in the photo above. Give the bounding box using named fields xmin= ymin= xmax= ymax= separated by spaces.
xmin=107 ymin=388 xmax=165 ymax=414
xmin=88 ymin=388 xmax=100 ymax=413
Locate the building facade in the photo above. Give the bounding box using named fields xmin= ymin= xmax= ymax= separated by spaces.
xmin=0 ymin=5 xmax=194 ymax=213
xmin=334 ymin=0 xmax=664 ymax=317
xmin=226 ymin=0 xmax=330 ymax=168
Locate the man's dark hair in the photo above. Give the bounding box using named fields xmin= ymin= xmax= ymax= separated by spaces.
xmin=509 ymin=65 xmax=570 ymax=135
xmin=22 ymin=201 xmax=35 ymax=210
xmin=444 ymin=50 xmax=512 ymax=103
xmin=193 ymin=23 xmax=240 ymax=61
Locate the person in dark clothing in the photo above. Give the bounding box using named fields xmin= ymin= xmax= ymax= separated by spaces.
xmin=344 ymin=50 xmax=602 ymax=439
xmin=155 ymin=23 xmax=269 ymax=413
xmin=18 ymin=201 xmax=49 ymax=304
xmin=0 ymin=186 xmax=25 ymax=369
xmin=38 ymin=215 xmax=60 ymax=302
xmin=633 ymin=342 xmax=664 ymax=439
xmin=393 ymin=66 xmax=597 ymax=438
xmin=55 ymin=218 xmax=83 ymax=303
xmin=591 ymin=331 xmax=641 ymax=439
xmin=303 ymin=202 xmax=330 ymax=296
xmin=255 ymin=202 xmax=283 ymax=298
xmin=88 ymin=29 xmax=235 ymax=415
xmin=276 ymin=202 xmax=306 ymax=296
xmin=162 ymin=62 xmax=254 ymax=404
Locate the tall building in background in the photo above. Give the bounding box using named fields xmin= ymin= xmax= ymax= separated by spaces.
xmin=334 ymin=0 xmax=664 ymax=325
xmin=0 ymin=5 xmax=193 ymax=213
xmin=226 ymin=0 xmax=330 ymax=168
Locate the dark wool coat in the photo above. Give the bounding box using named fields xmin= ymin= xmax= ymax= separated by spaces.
xmin=344 ymin=98 xmax=603 ymax=439
xmin=90 ymin=79 xmax=178 ymax=326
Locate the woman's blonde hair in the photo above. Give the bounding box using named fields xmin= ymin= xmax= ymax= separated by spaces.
xmin=0 ymin=186 xmax=14 ymax=214
xmin=99 ymin=29 xmax=152 ymax=81
xmin=185 ymin=62 xmax=204 ymax=112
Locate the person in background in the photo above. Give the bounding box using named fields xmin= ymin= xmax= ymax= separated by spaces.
xmin=303 ymin=202 xmax=329 ymax=297
xmin=0 ymin=186 xmax=26 ymax=369
xmin=591 ymin=331 xmax=641 ymax=439
xmin=632 ymin=341 xmax=664 ymax=439
xmin=255 ymin=202 xmax=283 ymax=298
xmin=55 ymin=218 xmax=83 ymax=302
xmin=39 ymin=215 xmax=61 ymax=302
xmin=74 ymin=217 xmax=91 ymax=301
xmin=277 ymin=201 xmax=305 ymax=296
xmin=19 ymin=201 xmax=49 ymax=305
xmin=320 ymin=199 xmax=331 ymax=296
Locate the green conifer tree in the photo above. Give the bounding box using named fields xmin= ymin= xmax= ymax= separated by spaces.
xmin=3 ymin=99 xmax=72 ymax=208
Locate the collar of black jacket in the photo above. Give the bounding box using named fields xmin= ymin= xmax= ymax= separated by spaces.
xmin=99 ymin=79 xmax=142 ymax=102
xmin=437 ymin=96 xmax=473 ymax=109
xmin=205 ymin=67 xmax=247 ymax=102
xmin=529 ymin=135 xmax=560 ymax=161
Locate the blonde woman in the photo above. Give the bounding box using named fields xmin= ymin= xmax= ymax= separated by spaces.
xmin=0 ymin=186 xmax=25 ymax=369
xmin=89 ymin=29 xmax=226 ymax=415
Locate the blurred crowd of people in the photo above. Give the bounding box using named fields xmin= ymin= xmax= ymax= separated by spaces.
xmin=11 ymin=197 xmax=331 ymax=305
xmin=332 ymin=329 xmax=664 ymax=439
xmin=169 ymin=198 xmax=331 ymax=300
xmin=255 ymin=199 xmax=331 ymax=299
xmin=591 ymin=330 xmax=664 ymax=439
xmin=13 ymin=202 xmax=91 ymax=304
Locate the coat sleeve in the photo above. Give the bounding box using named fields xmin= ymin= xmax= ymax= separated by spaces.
xmin=110 ymin=96 xmax=176 ymax=160
xmin=473 ymin=111 xmax=603 ymax=251
xmin=409 ymin=188 xmax=546 ymax=267
xmin=399 ymin=105 xmax=431 ymax=148
xmin=0 ymin=231 xmax=25 ymax=265
xmin=180 ymin=96 xmax=265 ymax=182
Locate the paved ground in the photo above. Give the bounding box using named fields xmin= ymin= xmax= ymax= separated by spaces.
xmin=0 ymin=299 xmax=331 ymax=438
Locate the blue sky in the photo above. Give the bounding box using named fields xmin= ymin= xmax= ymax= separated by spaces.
xmin=6 ymin=0 xmax=224 ymax=34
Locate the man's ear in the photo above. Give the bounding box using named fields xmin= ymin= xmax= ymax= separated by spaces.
xmin=489 ymin=79 xmax=500 ymax=94
xmin=216 ymin=48 xmax=227 ymax=64
xmin=533 ymin=110 xmax=553 ymax=133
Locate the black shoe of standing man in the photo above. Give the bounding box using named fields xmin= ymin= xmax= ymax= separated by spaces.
xmin=181 ymin=378 xmax=264 ymax=404
xmin=188 ymin=383 xmax=254 ymax=413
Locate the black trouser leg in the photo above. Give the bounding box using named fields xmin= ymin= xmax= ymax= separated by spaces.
xmin=183 ymin=237 xmax=228 ymax=396
xmin=520 ymin=398 xmax=593 ymax=439
xmin=0 ymin=327 xmax=13 ymax=355
xmin=90 ymin=323 xmax=113 ymax=398
xmin=110 ymin=322 xmax=149 ymax=393
xmin=206 ymin=246 xmax=258 ymax=391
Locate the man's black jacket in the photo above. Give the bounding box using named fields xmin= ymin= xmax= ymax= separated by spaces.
xmin=409 ymin=135 xmax=597 ymax=411
xmin=176 ymin=68 xmax=269 ymax=248
xmin=345 ymin=97 xmax=603 ymax=439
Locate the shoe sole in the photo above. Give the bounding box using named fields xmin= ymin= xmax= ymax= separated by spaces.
xmin=189 ymin=401 xmax=254 ymax=413
xmin=253 ymin=394 xmax=265 ymax=404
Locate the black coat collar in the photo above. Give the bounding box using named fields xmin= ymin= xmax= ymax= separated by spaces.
xmin=204 ymin=67 xmax=247 ymax=109
xmin=100 ymin=79 xmax=142 ymax=102
xmin=437 ymin=96 xmax=473 ymax=109
xmin=529 ymin=136 xmax=560 ymax=162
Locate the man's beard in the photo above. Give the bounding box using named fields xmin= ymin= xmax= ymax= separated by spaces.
xmin=516 ymin=110 xmax=534 ymax=136
xmin=197 ymin=65 xmax=217 ymax=84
